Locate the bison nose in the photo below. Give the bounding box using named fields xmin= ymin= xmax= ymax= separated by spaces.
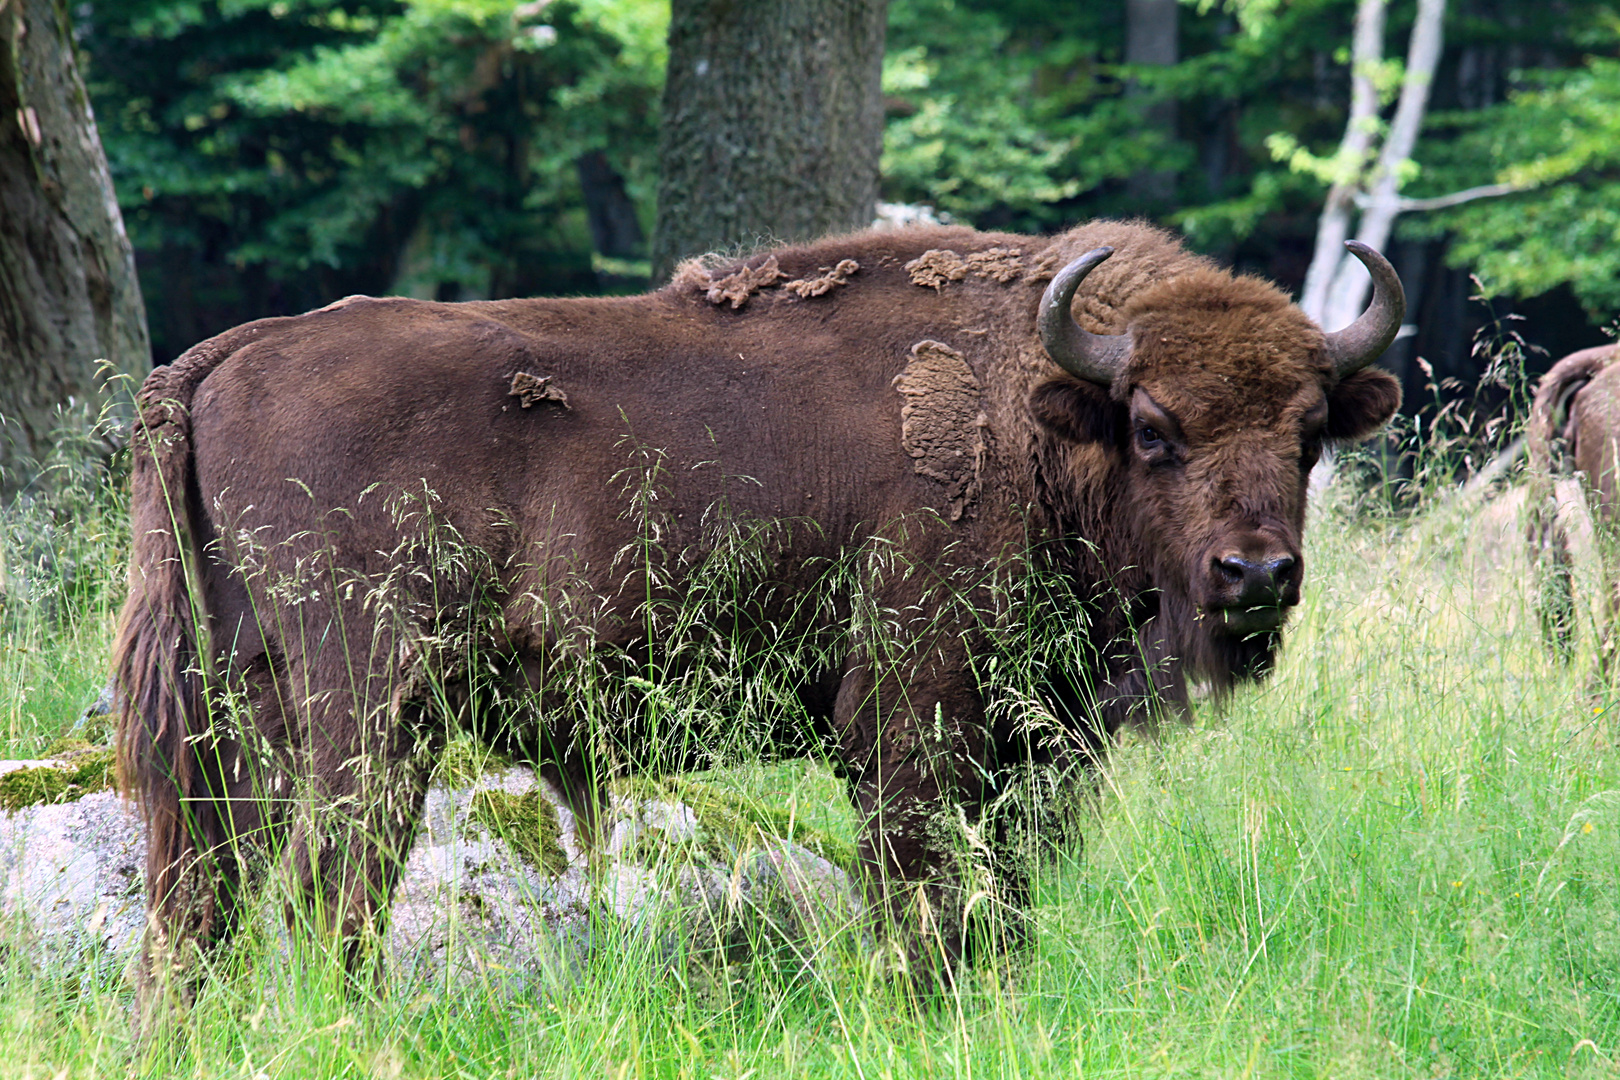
xmin=1214 ymin=553 xmax=1297 ymax=609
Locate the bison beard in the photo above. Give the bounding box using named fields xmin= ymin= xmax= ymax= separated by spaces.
xmin=113 ymin=220 xmax=1402 ymax=1029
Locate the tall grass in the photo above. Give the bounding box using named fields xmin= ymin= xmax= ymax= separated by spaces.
xmin=0 ymin=407 xmax=129 ymax=753
xmin=4 ymin=372 xmax=1620 ymax=1077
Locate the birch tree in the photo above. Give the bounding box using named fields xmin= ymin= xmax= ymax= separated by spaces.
xmin=1277 ymin=0 xmax=1449 ymax=331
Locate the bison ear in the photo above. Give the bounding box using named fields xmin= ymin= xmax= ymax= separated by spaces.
xmin=1030 ymin=378 xmax=1121 ymax=445
xmin=1326 ymin=368 xmax=1401 ymax=442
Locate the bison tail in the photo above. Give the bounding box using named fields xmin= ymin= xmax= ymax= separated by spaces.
xmin=112 ymin=347 xmax=232 ymax=908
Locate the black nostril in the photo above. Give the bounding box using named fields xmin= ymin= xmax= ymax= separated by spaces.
xmin=1263 ymin=555 xmax=1297 ymax=581
xmin=1214 ymin=552 xmax=1296 ymax=607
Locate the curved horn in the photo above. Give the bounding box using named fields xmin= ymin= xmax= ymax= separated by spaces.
xmin=1324 ymin=240 xmax=1406 ymax=378
xmin=1038 ymin=247 xmax=1131 ymax=386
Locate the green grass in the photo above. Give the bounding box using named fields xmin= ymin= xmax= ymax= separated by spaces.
xmin=7 ymin=440 xmax=1620 ymax=1077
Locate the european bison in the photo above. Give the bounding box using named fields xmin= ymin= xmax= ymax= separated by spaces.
xmin=114 ymin=221 xmax=1402 ymax=1022
xmin=1528 ymin=343 xmax=1620 ymax=657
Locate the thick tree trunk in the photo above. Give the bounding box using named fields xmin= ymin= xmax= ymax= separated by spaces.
xmin=1125 ymin=0 xmax=1180 ymax=205
xmin=0 ymin=0 xmax=149 ymax=492
xmin=651 ymin=0 xmax=887 ymax=282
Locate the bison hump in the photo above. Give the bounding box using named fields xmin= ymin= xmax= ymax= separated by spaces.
xmin=892 ymin=340 xmax=986 ymax=522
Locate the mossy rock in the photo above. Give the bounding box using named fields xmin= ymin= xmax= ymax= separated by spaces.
xmin=0 ymin=747 xmax=114 ymax=812
xmin=613 ymin=775 xmax=857 ymax=874
xmin=432 ymin=734 xmax=512 ymax=790
xmin=470 ymin=789 xmax=570 ymax=877
xmin=40 ymin=736 xmax=100 ymax=759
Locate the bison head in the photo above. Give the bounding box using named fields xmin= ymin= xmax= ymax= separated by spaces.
xmin=1029 ymin=242 xmax=1402 ymax=685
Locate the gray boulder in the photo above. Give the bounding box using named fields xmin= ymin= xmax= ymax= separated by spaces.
xmin=0 ymin=760 xmax=860 ymax=984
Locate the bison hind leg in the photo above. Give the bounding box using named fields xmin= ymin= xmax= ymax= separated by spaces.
xmin=132 ymin=650 xmax=299 ymax=1043
xmin=276 ymin=699 xmax=440 ymax=990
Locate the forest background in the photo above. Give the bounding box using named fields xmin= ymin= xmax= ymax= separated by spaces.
xmin=12 ymin=0 xmax=1620 ymax=445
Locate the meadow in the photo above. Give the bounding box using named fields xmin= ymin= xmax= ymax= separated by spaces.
xmin=2 ymin=403 xmax=1618 ymax=1079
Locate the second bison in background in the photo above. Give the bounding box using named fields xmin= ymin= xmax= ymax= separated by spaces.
xmin=1528 ymin=343 xmax=1620 ymax=657
xmin=114 ymin=220 xmax=1403 ymax=1028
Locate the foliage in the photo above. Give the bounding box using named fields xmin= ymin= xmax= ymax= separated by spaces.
xmin=879 ymin=1 xmax=1089 ymax=228
xmin=77 ymin=0 xmax=1620 ymax=358
xmin=1414 ymin=33 xmax=1620 ymax=322
xmin=83 ymin=0 xmax=664 ymax=356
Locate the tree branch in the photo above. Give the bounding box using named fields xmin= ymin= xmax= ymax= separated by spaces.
xmin=1353 ymin=181 xmax=1526 ymax=213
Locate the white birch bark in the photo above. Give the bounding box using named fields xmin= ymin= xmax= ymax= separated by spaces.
xmin=1298 ymin=0 xmax=1386 ymax=326
xmin=1322 ymin=0 xmax=1447 ymax=332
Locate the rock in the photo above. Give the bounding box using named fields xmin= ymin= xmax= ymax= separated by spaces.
xmin=0 ymin=760 xmax=860 ymax=985
xmin=0 ymin=787 xmax=145 ymax=961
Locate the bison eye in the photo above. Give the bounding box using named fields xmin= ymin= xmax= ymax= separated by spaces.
xmin=1134 ymin=424 xmax=1174 ymax=464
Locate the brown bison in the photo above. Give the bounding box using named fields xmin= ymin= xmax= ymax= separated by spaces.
xmin=114 ymin=220 xmax=1402 ymax=1022
xmin=1528 ymin=343 xmax=1620 ymax=657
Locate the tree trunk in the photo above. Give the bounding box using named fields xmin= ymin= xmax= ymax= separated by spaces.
xmin=651 ymin=0 xmax=888 ymax=282
xmin=578 ymin=150 xmax=646 ymax=262
xmin=1298 ymin=0 xmax=1386 ymax=326
xmin=578 ymin=149 xmax=649 ymax=290
xmin=1322 ymin=0 xmax=1446 ymax=332
xmin=1299 ymin=0 xmax=1447 ymax=333
xmin=0 ymin=0 xmax=149 ymax=492
xmin=1125 ymin=0 xmax=1180 ymax=205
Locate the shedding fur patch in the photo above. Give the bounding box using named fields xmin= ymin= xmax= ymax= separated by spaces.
xmin=316 ymin=294 xmax=368 ymax=312
xmin=966 ymin=247 xmax=1023 ymax=283
xmin=892 ymin=340 xmax=986 ymax=521
xmin=783 ymin=259 xmax=860 ymax=298
xmin=699 ymin=256 xmax=787 ymax=309
xmin=905 ymin=248 xmax=1023 ymax=290
xmin=509 ymin=371 xmax=570 ymax=409
xmin=906 ymin=250 xmax=970 ymax=290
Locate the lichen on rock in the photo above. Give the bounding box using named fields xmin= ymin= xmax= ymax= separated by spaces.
xmin=614 ymin=775 xmax=857 ymax=873
xmin=432 ymin=733 xmax=511 ymax=789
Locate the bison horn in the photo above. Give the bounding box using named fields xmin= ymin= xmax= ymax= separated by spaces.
xmin=1323 ymin=241 xmax=1406 ymax=378
xmin=1038 ymin=246 xmax=1131 ymax=386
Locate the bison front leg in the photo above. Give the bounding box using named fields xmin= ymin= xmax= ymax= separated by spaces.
xmin=835 ymin=656 xmax=1008 ymax=980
